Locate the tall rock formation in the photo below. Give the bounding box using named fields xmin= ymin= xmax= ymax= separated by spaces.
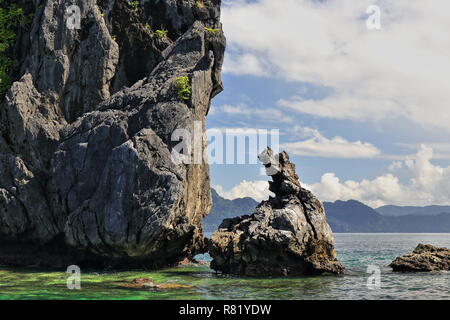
xmin=0 ymin=0 xmax=225 ymax=268
xmin=208 ymin=148 xmax=344 ymax=276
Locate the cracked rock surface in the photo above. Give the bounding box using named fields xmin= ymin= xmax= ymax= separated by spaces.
xmin=0 ymin=0 xmax=225 ymax=268
xmin=208 ymin=148 xmax=344 ymax=276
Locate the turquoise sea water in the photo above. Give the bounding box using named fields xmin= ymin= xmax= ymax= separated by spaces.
xmin=1 ymin=233 xmax=450 ymax=300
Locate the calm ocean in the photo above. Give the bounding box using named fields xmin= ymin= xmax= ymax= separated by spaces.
xmin=1 ymin=233 xmax=450 ymax=300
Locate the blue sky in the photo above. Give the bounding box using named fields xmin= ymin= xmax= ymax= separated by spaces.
xmin=207 ymin=0 xmax=450 ymax=207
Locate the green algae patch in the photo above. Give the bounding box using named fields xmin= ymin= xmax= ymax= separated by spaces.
xmin=0 ymin=265 xmax=210 ymax=300
xmin=0 ymin=264 xmax=339 ymax=300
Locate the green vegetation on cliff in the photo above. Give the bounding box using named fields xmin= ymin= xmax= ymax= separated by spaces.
xmin=0 ymin=0 xmax=30 ymax=98
xmin=175 ymin=76 xmax=192 ymax=101
xmin=155 ymin=28 xmax=168 ymax=40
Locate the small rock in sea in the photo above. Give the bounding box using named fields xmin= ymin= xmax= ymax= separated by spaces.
xmin=390 ymin=244 xmax=450 ymax=272
xmin=120 ymin=278 xmax=191 ymax=290
xmin=178 ymin=257 xmax=208 ymax=266
xmin=208 ymin=148 xmax=344 ymax=277
xmin=157 ymin=283 xmax=191 ymax=289
xmin=120 ymin=278 xmax=158 ymax=289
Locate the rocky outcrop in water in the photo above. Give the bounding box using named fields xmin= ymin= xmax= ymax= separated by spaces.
xmin=208 ymin=148 xmax=344 ymax=276
xmin=119 ymin=278 xmax=190 ymax=289
xmin=390 ymin=244 xmax=450 ymax=272
xmin=0 ymin=0 xmax=225 ymax=268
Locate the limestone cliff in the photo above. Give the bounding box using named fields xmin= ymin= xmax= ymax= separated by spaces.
xmin=0 ymin=0 xmax=225 ymax=268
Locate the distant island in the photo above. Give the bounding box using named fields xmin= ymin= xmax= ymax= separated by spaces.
xmin=205 ymin=189 xmax=450 ymax=233
xmin=203 ymin=189 xmax=259 ymax=233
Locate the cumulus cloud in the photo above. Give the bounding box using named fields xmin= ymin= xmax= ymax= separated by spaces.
xmin=396 ymin=142 xmax=450 ymax=160
xmin=222 ymin=53 xmax=268 ymax=76
xmin=214 ymin=180 xmax=272 ymax=202
xmin=222 ymin=0 xmax=450 ymax=131
xmin=304 ymin=146 xmax=450 ymax=207
xmin=217 ymin=146 xmax=450 ymax=207
xmin=388 ymin=161 xmax=403 ymax=171
xmin=281 ymin=126 xmax=381 ymax=158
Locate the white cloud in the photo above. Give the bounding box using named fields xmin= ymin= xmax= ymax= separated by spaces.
xmin=214 ymin=180 xmax=272 ymax=202
xmin=304 ymin=145 xmax=450 ymax=207
xmin=218 ymin=146 xmax=450 ymax=207
xmin=388 ymin=161 xmax=403 ymax=171
xmin=222 ymin=53 xmax=268 ymax=76
xmin=281 ymin=126 xmax=381 ymax=158
xmin=208 ymin=127 xmax=262 ymax=135
xmin=396 ymin=142 xmax=450 ymax=160
xmin=211 ymin=103 xmax=294 ymax=124
xmin=222 ymin=0 xmax=450 ymax=131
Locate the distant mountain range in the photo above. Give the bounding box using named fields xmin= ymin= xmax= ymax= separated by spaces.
xmin=324 ymin=200 xmax=390 ymax=233
xmin=325 ymin=201 xmax=450 ymax=233
xmin=203 ymin=189 xmax=259 ymax=232
xmin=376 ymin=205 xmax=450 ymax=217
xmin=204 ymin=189 xmax=450 ymax=233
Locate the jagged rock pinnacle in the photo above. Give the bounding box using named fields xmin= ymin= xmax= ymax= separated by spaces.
xmin=258 ymin=147 xmax=301 ymax=197
xmin=208 ymin=148 xmax=344 ymax=276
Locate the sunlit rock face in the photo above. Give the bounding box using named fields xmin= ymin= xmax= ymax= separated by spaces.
xmin=208 ymin=148 xmax=344 ymax=276
xmin=0 ymin=0 xmax=225 ymax=268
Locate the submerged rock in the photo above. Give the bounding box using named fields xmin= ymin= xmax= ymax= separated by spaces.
xmin=208 ymin=148 xmax=344 ymax=277
xmin=0 ymin=0 xmax=225 ymax=268
xmin=178 ymin=257 xmax=208 ymax=266
xmin=120 ymin=278 xmax=158 ymax=289
xmin=390 ymin=244 xmax=450 ymax=272
xmin=120 ymin=278 xmax=190 ymax=290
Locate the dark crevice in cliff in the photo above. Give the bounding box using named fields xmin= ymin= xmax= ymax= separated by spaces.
xmin=299 ymin=194 xmax=318 ymax=239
